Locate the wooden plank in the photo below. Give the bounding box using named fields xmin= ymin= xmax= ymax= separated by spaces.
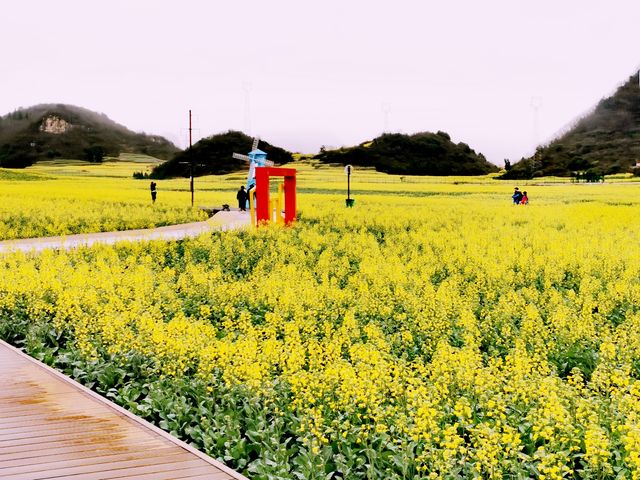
xmin=0 ymin=414 xmax=117 ymax=432
xmin=105 ymin=467 xmax=233 ymax=480
xmin=0 ymin=429 xmax=152 ymax=449
xmin=0 ymin=431 xmax=157 ymax=456
xmin=180 ymin=474 xmax=236 ymax=480
xmin=0 ymin=406 xmax=117 ymax=425
xmin=0 ymin=446 xmax=187 ymax=475
xmin=86 ymin=460 xmax=231 ymax=480
xmin=0 ymin=457 xmax=205 ymax=480
xmin=0 ymin=423 xmax=129 ymax=442
xmin=0 ymin=340 xmax=247 ymax=480
xmin=53 ymin=467 xmax=231 ymax=480
xmin=0 ymin=390 xmax=85 ymax=402
xmin=0 ymin=438 xmax=162 ymax=463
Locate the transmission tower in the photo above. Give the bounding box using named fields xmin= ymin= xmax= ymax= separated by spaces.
xmin=381 ymin=103 xmax=391 ymax=133
xmin=242 ymin=81 xmax=252 ymax=136
xmin=530 ymin=96 xmax=542 ymax=175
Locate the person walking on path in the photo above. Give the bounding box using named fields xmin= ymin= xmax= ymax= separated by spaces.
xmin=236 ymin=186 xmax=247 ymax=211
xmin=150 ymin=181 xmax=157 ymax=203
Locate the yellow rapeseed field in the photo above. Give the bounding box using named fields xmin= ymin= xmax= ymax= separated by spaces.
xmin=2 ymin=159 xmax=640 ymax=478
xmin=0 ymin=159 xmax=209 ymax=239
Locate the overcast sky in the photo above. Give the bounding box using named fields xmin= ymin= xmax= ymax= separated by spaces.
xmin=1 ymin=0 xmax=639 ymax=165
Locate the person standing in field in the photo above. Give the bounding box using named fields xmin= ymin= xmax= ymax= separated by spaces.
xmin=512 ymin=187 xmax=522 ymax=204
xmin=521 ymin=191 xmax=529 ymax=205
xmin=150 ymin=181 xmax=157 ymax=203
xmin=236 ymin=185 xmax=247 ymax=211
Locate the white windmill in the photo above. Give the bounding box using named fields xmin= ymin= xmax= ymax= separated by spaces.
xmin=232 ymin=137 xmax=274 ymax=191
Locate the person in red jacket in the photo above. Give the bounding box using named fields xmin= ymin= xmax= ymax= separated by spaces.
xmin=520 ymin=191 xmax=529 ymax=205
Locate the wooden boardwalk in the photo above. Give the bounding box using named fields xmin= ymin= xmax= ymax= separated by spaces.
xmin=0 ymin=340 xmax=247 ymax=480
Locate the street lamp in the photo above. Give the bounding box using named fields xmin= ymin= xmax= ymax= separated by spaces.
xmin=345 ymin=164 xmax=355 ymax=207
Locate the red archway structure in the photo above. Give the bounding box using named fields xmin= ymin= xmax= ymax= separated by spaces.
xmin=254 ymin=166 xmax=296 ymax=225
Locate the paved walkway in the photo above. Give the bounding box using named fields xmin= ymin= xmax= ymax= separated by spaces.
xmin=0 ymin=211 xmax=251 ymax=254
xmin=0 ymin=340 xmax=247 ymax=480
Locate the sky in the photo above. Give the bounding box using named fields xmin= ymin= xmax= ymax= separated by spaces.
xmin=1 ymin=0 xmax=639 ymax=166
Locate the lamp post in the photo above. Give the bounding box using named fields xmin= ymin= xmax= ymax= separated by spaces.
xmin=178 ymin=159 xmax=195 ymax=207
xmin=345 ymin=164 xmax=354 ymax=207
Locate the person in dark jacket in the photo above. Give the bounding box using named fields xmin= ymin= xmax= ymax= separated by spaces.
xmin=236 ymin=186 xmax=247 ymax=211
xmin=512 ymin=187 xmax=522 ymax=205
xmin=150 ymin=181 xmax=157 ymax=203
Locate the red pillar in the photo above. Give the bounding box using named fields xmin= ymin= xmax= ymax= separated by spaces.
xmin=254 ymin=166 xmax=297 ymax=226
xmin=284 ymin=174 xmax=296 ymax=225
xmin=255 ymin=167 xmax=270 ymax=224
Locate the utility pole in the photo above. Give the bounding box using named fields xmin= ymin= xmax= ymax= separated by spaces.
xmin=189 ymin=110 xmax=194 ymax=207
xmin=179 ymin=110 xmax=197 ymax=207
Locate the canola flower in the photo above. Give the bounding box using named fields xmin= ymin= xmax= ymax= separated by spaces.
xmin=2 ymin=167 xmax=640 ymax=478
xmin=0 ymin=163 xmax=209 ymax=239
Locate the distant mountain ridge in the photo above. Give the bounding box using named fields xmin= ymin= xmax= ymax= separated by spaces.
xmin=151 ymin=130 xmax=293 ymax=178
xmin=313 ymin=131 xmax=498 ymax=176
xmin=0 ymin=104 xmax=178 ymax=167
xmin=503 ymin=72 xmax=640 ymax=179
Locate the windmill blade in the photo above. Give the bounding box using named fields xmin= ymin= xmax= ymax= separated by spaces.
xmin=252 ymin=137 xmax=259 ymax=151
xmin=233 ymin=153 xmax=251 ymax=162
xmin=255 ymin=159 xmax=275 ymax=167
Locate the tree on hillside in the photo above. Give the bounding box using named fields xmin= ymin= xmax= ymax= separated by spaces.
xmin=0 ymin=143 xmax=37 ymax=168
xmin=84 ymin=146 xmax=105 ymax=163
xmin=0 ymin=104 xmax=179 ymax=167
xmin=503 ymin=72 xmax=640 ymax=179
xmin=151 ymin=131 xmax=293 ymax=178
xmin=314 ymin=132 xmax=498 ymax=176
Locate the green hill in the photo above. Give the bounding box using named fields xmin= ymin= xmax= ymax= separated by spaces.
xmin=503 ymin=72 xmax=640 ymax=179
xmin=0 ymin=104 xmax=178 ymax=168
xmin=151 ymin=130 xmax=293 ymax=178
xmin=313 ymin=131 xmax=498 ymax=175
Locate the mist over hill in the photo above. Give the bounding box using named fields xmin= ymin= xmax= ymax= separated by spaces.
xmin=0 ymin=104 xmax=178 ymax=167
xmin=313 ymin=131 xmax=498 ymax=176
xmin=150 ymin=130 xmax=293 ymax=178
xmin=503 ymin=72 xmax=640 ymax=179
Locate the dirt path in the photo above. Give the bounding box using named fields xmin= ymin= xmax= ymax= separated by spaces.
xmin=0 ymin=211 xmax=251 ymax=254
